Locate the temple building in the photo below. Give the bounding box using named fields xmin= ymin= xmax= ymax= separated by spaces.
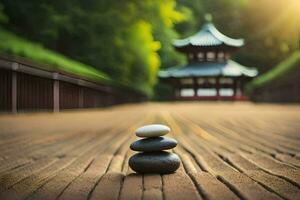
xmin=159 ymin=19 xmax=258 ymax=100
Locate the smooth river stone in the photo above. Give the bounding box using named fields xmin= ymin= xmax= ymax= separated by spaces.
xmin=129 ymin=152 xmax=180 ymax=174
xmin=135 ymin=124 xmax=170 ymax=138
xmin=130 ymin=137 xmax=177 ymax=152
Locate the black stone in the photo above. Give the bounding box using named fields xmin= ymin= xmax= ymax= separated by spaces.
xmin=129 ymin=151 xmax=180 ymax=174
xmin=130 ymin=137 xmax=177 ymax=152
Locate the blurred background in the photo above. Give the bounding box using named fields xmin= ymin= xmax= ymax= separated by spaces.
xmin=0 ymin=0 xmax=299 ymax=104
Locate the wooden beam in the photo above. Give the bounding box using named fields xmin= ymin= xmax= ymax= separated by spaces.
xmin=11 ymin=62 xmax=19 ymax=113
xmin=193 ymin=77 xmax=198 ymax=98
xmin=11 ymin=71 xmax=17 ymax=113
xmin=53 ymin=79 xmax=60 ymax=112
xmin=216 ymin=77 xmax=220 ymax=100
xmin=0 ymin=58 xmax=112 ymax=93
xmin=79 ymin=87 xmax=84 ymax=108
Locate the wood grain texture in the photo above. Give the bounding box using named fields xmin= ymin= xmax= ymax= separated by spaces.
xmin=0 ymin=102 xmax=299 ymax=200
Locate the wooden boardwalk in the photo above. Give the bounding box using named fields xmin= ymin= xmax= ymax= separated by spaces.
xmin=0 ymin=102 xmax=299 ymax=200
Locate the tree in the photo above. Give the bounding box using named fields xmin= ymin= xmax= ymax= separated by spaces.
xmin=0 ymin=0 xmax=186 ymax=96
xmin=175 ymin=0 xmax=300 ymax=73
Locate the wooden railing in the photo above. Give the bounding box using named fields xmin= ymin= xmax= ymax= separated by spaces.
xmin=0 ymin=56 xmax=145 ymax=113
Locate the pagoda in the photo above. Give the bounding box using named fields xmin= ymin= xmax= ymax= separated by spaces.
xmin=159 ymin=16 xmax=258 ymax=100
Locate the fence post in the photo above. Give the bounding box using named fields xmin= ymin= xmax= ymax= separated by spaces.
xmin=11 ymin=62 xmax=18 ymax=113
xmin=53 ymin=73 xmax=60 ymax=112
xmin=78 ymin=80 xmax=84 ymax=108
xmin=79 ymin=87 xmax=84 ymax=108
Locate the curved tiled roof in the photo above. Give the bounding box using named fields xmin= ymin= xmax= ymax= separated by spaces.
xmin=158 ymin=60 xmax=258 ymax=78
xmin=173 ymin=23 xmax=244 ymax=48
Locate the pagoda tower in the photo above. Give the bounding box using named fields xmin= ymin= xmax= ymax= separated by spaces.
xmin=159 ymin=16 xmax=258 ymax=100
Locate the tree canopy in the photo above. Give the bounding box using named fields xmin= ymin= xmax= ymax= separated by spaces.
xmin=0 ymin=0 xmax=186 ymax=95
xmin=0 ymin=0 xmax=299 ymax=96
xmin=175 ymin=0 xmax=300 ymax=72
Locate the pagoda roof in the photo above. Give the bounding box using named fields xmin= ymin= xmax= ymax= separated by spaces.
xmin=173 ymin=23 xmax=244 ymax=49
xmin=158 ymin=60 xmax=258 ymax=78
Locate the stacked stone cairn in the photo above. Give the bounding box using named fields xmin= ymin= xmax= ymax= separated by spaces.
xmin=129 ymin=124 xmax=180 ymax=174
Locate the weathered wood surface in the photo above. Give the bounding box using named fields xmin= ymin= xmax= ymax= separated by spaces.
xmin=0 ymin=102 xmax=299 ymax=200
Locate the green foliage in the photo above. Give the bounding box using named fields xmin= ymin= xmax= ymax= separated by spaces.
xmin=246 ymin=50 xmax=300 ymax=93
xmin=0 ymin=3 xmax=7 ymax=23
xmin=122 ymin=20 xmax=161 ymax=95
xmin=153 ymin=82 xmax=174 ymax=101
xmin=236 ymin=0 xmax=300 ymax=72
xmin=135 ymin=0 xmax=187 ymax=69
xmin=1 ymin=0 xmax=299 ymax=97
xmin=175 ymin=0 xmax=205 ymax=37
xmin=176 ymin=0 xmax=300 ymax=72
xmin=0 ymin=28 xmax=111 ymax=83
xmin=0 ymin=0 xmax=187 ymax=96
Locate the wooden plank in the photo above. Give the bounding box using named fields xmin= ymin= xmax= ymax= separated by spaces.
xmin=0 ymin=157 xmax=73 ymax=200
xmin=11 ymin=71 xmax=17 ymax=113
xmin=143 ymin=174 xmax=163 ymax=200
xmin=175 ymin=147 xmax=238 ymax=200
xmin=275 ymin=153 xmax=300 ymax=168
xmin=53 ymin=79 xmax=59 ymax=112
xmin=0 ymin=158 xmax=32 ymax=174
xmin=162 ymin=169 xmax=202 ymax=200
xmin=163 ymin=112 xmax=283 ymax=200
xmin=89 ymin=172 xmax=124 ymax=200
xmin=84 ymin=117 xmax=151 ymax=200
xmin=0 ymin=103 xmax=299 ymax=200
xmin=89 ymin=139 xmax=134 ymax=200
xmin=0 ymin=158 xmax=57 ymax=192
xmin=119 ymin=174 xmax=143 ymax=200
xmin=27 ymin=118 xmax=141 ymax=200
xmin=56 ymin=134 xmax=132 ymax=200
xmin=241 ymin=153 xmax=300 ymax=187
xmin=228 ymin=154 xmax=300 ymax=200
xmin=190 ymin=172 xmax=239 ymax=200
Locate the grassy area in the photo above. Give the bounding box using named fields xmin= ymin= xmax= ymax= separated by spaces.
xmin=247 ymin=50 xmax=300 ymax=93
xmin=0 ymin=28 xmax=113 ymax=84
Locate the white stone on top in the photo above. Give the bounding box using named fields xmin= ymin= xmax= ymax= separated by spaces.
xmin=135 ymin=124 xmax=170 ymax=138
